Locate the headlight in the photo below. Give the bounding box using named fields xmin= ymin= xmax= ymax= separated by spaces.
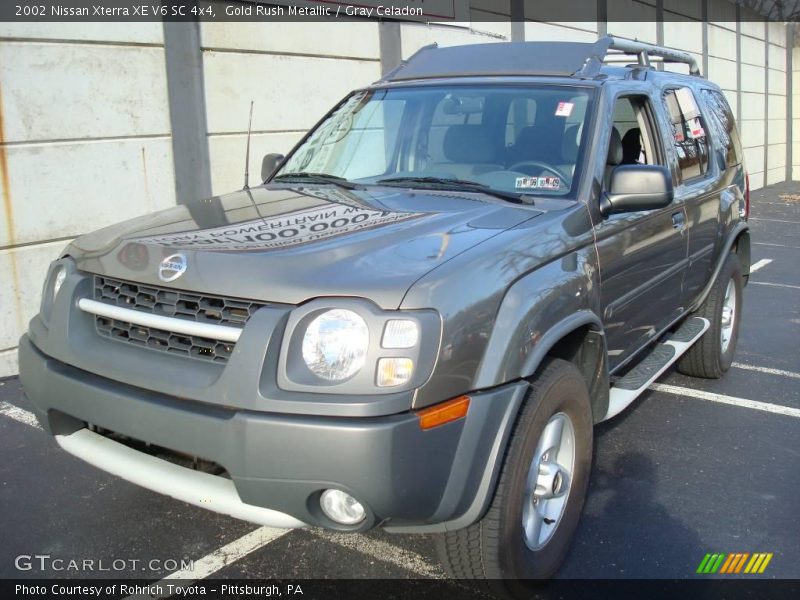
xmin=302 ymin=309 xmax=369 ymax=381
xmin=277 ymin=298 xmax=440 ymax=394
xmin=52 ymin=265 xmax=67 ymax=301
xmin=40 ymin=258 xmax=75 ymax=325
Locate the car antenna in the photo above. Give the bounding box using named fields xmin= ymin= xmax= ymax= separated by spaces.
xmin=240 ymin=100 xmax=267 ymax=223
xmin=243 ymin=100 xmax=254 ymax=190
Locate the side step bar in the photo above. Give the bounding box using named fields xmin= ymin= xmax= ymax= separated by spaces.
xmin=602 ymin=317 xmax=710 ymax=421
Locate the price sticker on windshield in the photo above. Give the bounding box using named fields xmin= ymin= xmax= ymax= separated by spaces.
xmin=555 ymin=102 xmax=574 ymax=117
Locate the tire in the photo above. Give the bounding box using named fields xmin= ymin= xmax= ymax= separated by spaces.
xmin=677 ymin=252 xmax=743 ymax=379
xmin=434 ymin=358 xmax=593 ymax=593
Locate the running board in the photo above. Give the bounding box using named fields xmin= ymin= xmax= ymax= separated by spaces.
xmin=602 ymin=317 xmax=710 ymax=421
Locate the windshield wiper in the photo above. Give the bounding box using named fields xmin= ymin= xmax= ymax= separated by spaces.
xmin=272 ymin=172 xmax=361 ymax=190
xmin=376 ymin=176 xmax=529 ymax=205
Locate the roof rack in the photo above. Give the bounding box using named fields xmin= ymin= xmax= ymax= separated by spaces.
xmin=378 ymin=35 xmax=701 ymax=83
xmin=604 ymin=35 xmax=701 ymax=76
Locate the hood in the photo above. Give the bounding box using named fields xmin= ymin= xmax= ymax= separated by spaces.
xmin=69 ymin=185 xmax=542 ymax=308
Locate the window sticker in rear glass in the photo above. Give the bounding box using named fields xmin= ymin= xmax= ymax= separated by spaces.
xmin=516 ymin=176 xmax=561 ymax=190
xmin=688 ymin=117 xmax=705 ymax=139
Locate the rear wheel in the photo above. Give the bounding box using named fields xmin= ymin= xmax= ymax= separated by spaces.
xmin=677 ymin=252 xmax=743 ymax=378
xmin=434 ymin=359 xmax=593 ymax=592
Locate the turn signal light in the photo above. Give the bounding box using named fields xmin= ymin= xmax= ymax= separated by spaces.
xmin=417 ymin=395 xmax=470 ymax=430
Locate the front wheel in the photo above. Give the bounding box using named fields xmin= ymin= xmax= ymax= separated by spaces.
xmin=434 ymin=359 xmax=593 ymax=591
xmin=677 ymin=252 xmax=743 ymax=378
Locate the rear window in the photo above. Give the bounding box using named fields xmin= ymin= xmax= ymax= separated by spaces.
xmin=663 ymin=87 xmax=710 ymax=183
xmin=701 ymin=89 xmax=743 ymax=168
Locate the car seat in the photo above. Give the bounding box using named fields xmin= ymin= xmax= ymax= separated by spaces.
xmin=605 ymin=127 xmax=623 ymax=188
xmin=621 ymin=127 xmax=642 ymax=164
xmin=428 ymin=125 xmax=503 ymax=180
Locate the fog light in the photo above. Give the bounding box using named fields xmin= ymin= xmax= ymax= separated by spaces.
xmin=320 ymin=489 xmax=366 ymax=525
xmin=376 ymin=357 xmax=414 ymax=387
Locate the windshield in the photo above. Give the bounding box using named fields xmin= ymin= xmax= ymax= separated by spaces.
xmin=275 ymin=84 xmax=594 ymax=199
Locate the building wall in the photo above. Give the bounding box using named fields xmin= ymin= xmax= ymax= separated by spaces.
xmin=199 ymin=22 xmax=383 ymax=194
xmin=0 ymin=23 xmax=175 ymax=376
xmin=0 ymin=3 xmax=794 ymax=376
xmin=793 ymin=44 xmax=800 ymax=180
xmin=765 ymin=21 xmax=788 ymax=185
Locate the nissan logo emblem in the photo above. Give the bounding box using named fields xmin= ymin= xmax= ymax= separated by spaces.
xmin=158 ymin=253 xmax=188 ymax=282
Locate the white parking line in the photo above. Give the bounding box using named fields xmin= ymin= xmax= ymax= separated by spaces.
xmin=749 ymin=217 xmax=800 ymax=224
xmin=133 ymin=526 xmax=292 ymax=599
xmin=753 ymin=242 xmax=800 ymax=250
xmin=749 ymin=281 xmax=800 ymax=290
xmin=732 ymin=363 xmax=800 ymax=380
xmin=650 ymin=383 xmax=800 ymax=419
xmin=0 ymin=401 xmax=41 ymax=429
xmin=749 ymin=258 xmax=773 ymax=273
xmin=312 ymin=530 xmax=445 ymax=578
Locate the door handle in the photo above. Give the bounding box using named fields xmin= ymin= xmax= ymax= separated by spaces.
xmin=672 ymin=212 xmax=686 ymax=232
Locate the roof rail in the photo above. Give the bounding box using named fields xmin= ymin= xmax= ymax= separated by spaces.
xmin=602 ymin=35 xmax=701 ymax=76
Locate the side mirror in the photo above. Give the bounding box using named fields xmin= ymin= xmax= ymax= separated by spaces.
xmin=600 ymin=165 xmax=674 ymax=217
xmin=262 ymin=153 xmax=285 ymax=181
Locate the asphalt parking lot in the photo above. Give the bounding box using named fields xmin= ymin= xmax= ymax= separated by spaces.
xmin=1 ymin=181 xmax=798 ymax=585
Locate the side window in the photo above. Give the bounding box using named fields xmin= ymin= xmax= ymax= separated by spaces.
xmin=663 ymin=87 xmax=710 ymax=182
xmin=611 ymin=95 xmax=660 ymax=168
xmin=701 ymin=89 xmax=742 ymax=168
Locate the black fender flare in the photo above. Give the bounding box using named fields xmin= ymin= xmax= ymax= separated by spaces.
xmin=690 ymin=221 xmax=750 ymax=312
xmin=518 ymin=310 xmax=605 ymax=379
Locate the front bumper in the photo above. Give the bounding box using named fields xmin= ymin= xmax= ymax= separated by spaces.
xmin=19 ymin=335 xmax=526 ymax=532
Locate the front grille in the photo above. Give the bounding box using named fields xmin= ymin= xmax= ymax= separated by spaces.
xmin=91 ymin=275 xmax=267 ymax=363
xmin=95 ymin=317 xmax=237 ymax=362
xmin=94 ymin=275 xmax=265 ymax=326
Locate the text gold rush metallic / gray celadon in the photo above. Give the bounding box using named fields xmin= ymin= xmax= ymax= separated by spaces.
xmin=20 ymin=37 xmax=750 ymax=582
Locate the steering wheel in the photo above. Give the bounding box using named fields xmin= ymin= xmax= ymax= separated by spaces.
xmin=507 ymin=161 xmax=568 ymax=181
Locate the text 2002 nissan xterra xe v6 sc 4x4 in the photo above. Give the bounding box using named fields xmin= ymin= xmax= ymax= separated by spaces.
xmin=20 ymin=37 xmax=750 ymax=588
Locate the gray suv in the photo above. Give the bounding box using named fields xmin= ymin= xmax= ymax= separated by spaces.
xmin=20 ymin=36 xmax=750 ymax=588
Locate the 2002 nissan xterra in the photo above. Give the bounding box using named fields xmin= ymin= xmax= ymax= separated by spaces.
xmin=20 ymin=36 xmax=750 ymax=589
